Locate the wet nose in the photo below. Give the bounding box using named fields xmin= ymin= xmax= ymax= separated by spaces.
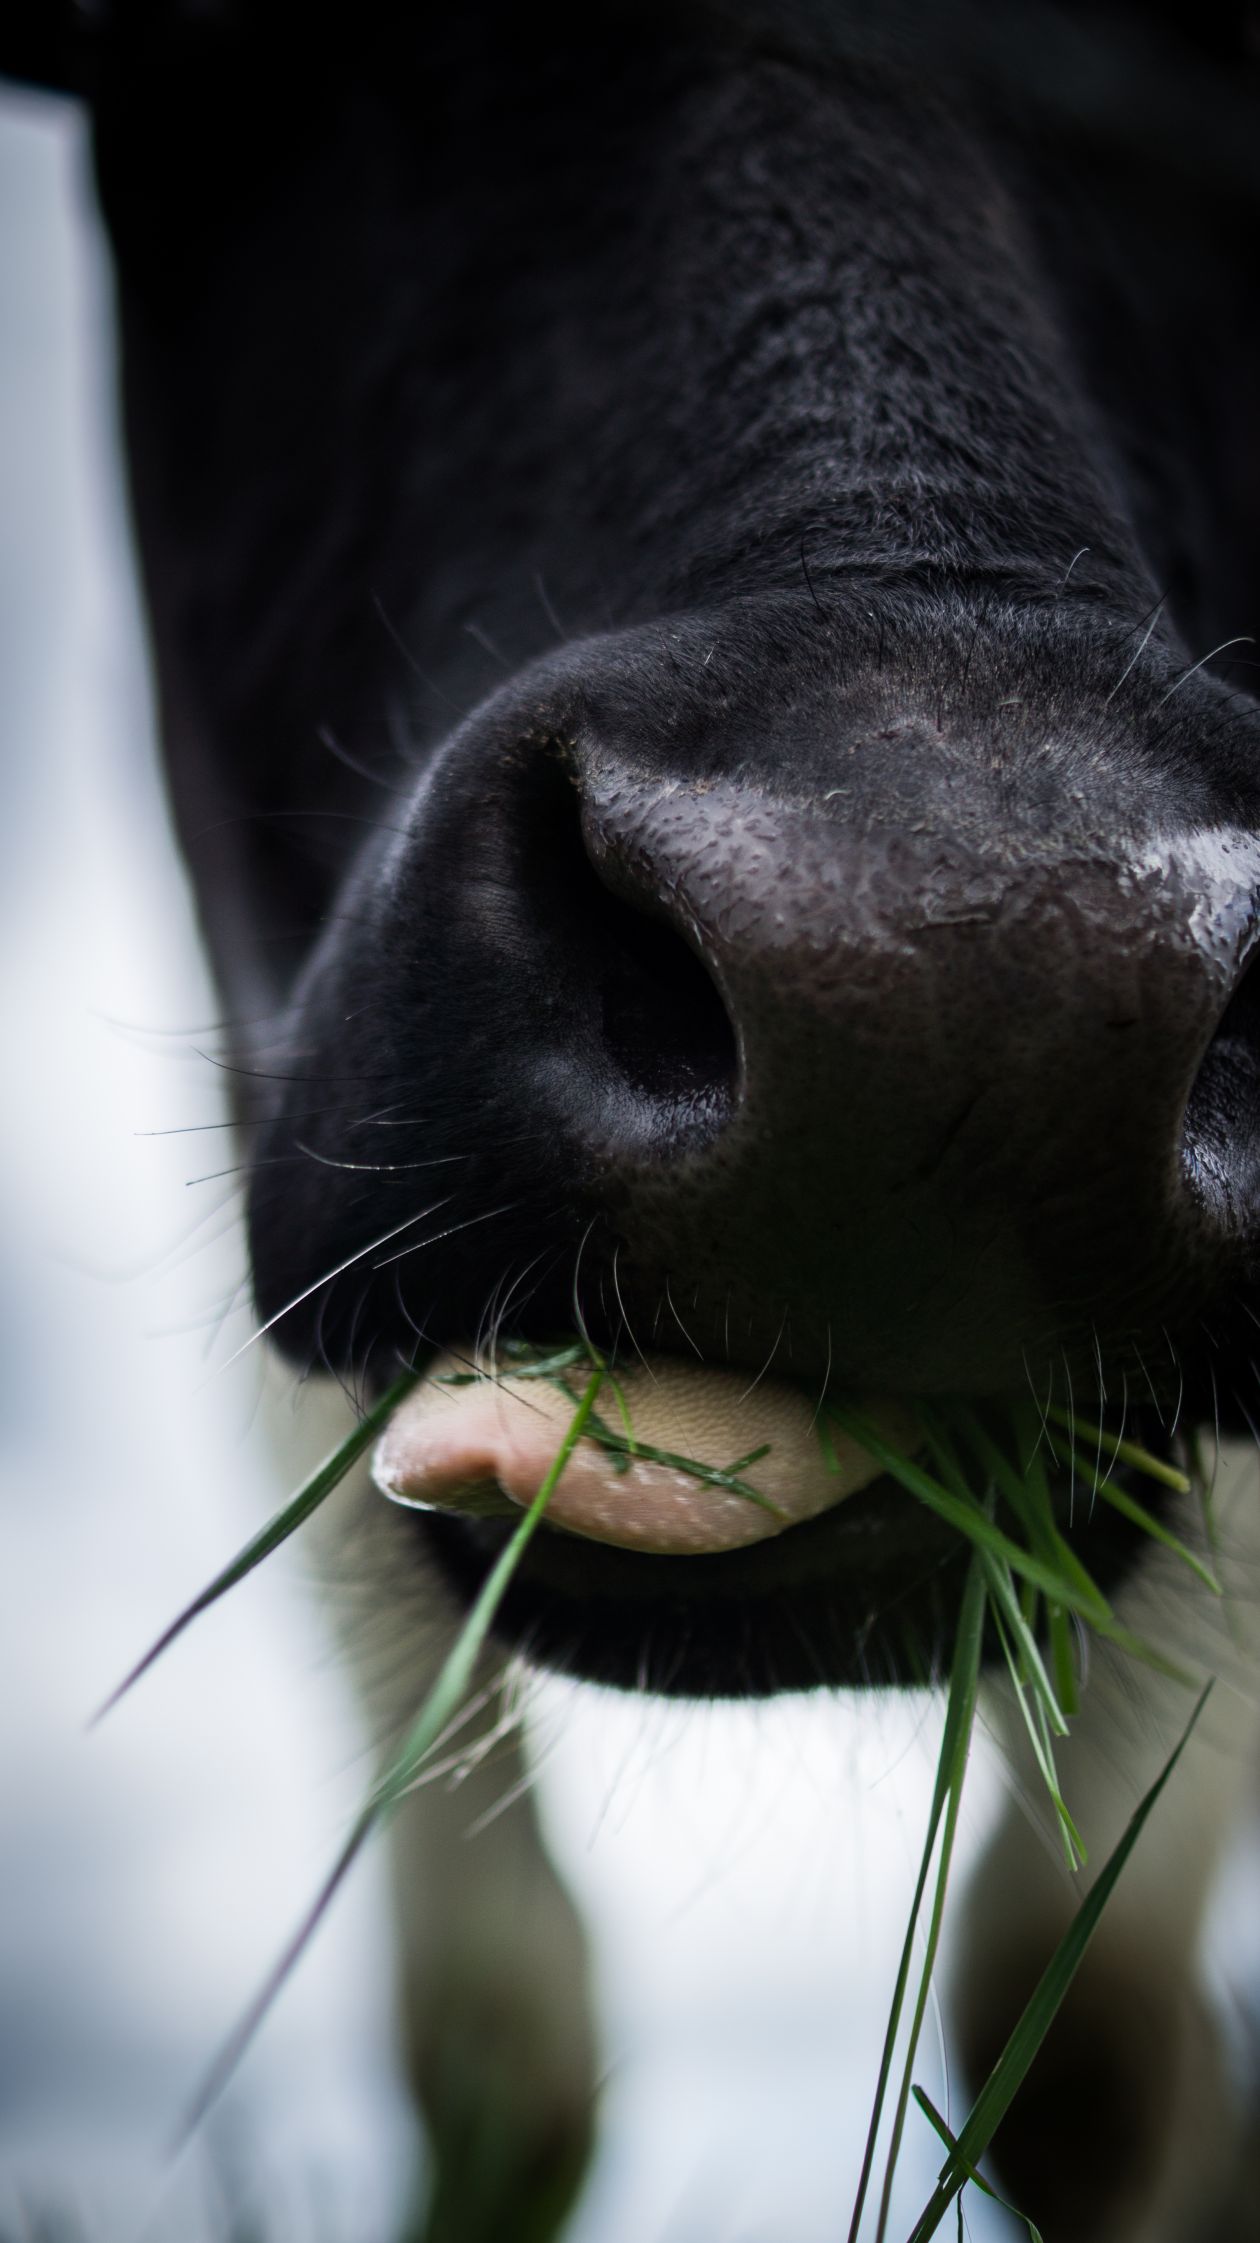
xmin=502 ymin=748 xmax=1259 ymax=1391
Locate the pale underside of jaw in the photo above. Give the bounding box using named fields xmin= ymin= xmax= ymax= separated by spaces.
xmin=372 ymin=1353 xmax=919 ymax=1555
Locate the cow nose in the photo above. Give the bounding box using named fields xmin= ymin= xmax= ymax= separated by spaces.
xmin=508 ymin=752 xmax=1257 ymax=1392
xmin=478 ymin=744 xmax=743 ymax=1149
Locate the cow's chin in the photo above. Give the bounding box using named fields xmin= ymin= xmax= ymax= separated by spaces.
xmin=374 ymin=1345 xmax=1156 ymax=1695
xmin=408 ymin=1481 xmax=1148 ymax=1697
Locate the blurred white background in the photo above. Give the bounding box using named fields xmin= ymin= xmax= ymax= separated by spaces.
xmin=0 ymin=78 xmax=1025 ymax=2243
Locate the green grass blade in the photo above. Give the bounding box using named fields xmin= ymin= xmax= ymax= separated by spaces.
xmin=366 ymin=1365 xmax=606 ymax=1818
xmin=988 ymin=1598 xmax=1085 ymax=1870
xmin=1043 ymin=1405 xmax=1190 ymax=1494
xmin=827 ymin=1405 xmax=1110 ymax=1622
xmin=604 ymin=1368 xmax=640 ymax=1454
xmin=441 ymin=1341 xmax=588 ymax=1385
xmin=846 ymin=1552 xmax=987 ymax=2243
xmin=978 ymin=1555 xmax=1068 ymax=1737
xmin=1046 ymin=1602 xmax=1080 ymax=1720
xmin=722 ymin=1442 xmax=773 ymax=1476
xmin=917 ymin=1415 xmax=1073 ymax=1741
xmin=911 ymin=2089 xmax=1045 ymax=2242
xmin=835 ymin=1404 xmax=1197 ymax=1684
xmin=1057 ymin=1447 xmax=1221 ymax=1593
xmin=577 ymin=1428 xmax=785 ymax=1515
xmin=871 ymin=1556 xmax=987 ymax=2243
xmin=177 ymin=1366 xmax=605 ymax=2142
xmin=568 ymin=1393 xmax=633 ymax=1472
xmin=944 ymin=1408 xmax=1107 ymax=1615
xmin=93 ymin=1369 xmax=421 ymax=1723
xmin=905 ymin=1683 xmax=1213 ymax=2243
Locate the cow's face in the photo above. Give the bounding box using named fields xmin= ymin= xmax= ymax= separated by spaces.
xmin=85 ymin=5 xmax=1260 ymax=1691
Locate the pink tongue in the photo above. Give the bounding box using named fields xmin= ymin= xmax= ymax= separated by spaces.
xmin=372 ymin=1355 xmax=917 ymax=1556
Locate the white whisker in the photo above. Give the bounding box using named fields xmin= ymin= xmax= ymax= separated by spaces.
xmin=611 ymin=1243 xmax=656 ymax=1379
xmin=373 ymin=1201 xmax=518 ymax=1271
xmin=664 ymin=1276 xmax=703 ymax=1358
xmin=1153 ymin=635 xmax=1254 ymax=708
xmin=211 ymin=1197 xmax=456 ymax=1374
xmin=295 ymin=1139 xmax=467 ymax=1174
xmin=739 ymin=1304 xmax=787 ymax=1403
xmin=570 ymin=1217 xmax=601 ymax=1360
xmin=1102 ymin=597 xmax=1164 ymax=707
xmin=810 ymin=1320 xmax=834 ymax=1425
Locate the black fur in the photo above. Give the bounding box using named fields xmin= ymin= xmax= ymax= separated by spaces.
xmin=42 ymin=0 xmax=1260 ymax=1689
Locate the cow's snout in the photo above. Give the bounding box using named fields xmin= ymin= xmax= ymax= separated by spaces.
xmin=555 ymin=757 xmax=1259 ymax=1394
xmin=249 ymin=627 xmax=1260 ymax=1410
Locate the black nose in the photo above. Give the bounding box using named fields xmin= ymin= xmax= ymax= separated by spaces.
xmin=453 ymin=730 xmax=1260 ymax=1393
xmin=495 ymin=745 xmax=742 ymax=1147
xmin=247 ymin=659 xmax=1260 ymax=1395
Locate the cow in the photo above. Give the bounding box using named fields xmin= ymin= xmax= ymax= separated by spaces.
xmin=7 ymin=3 xmax=1260 ymax=2237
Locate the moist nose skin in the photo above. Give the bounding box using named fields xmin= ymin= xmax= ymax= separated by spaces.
xmin=372 ymin=1354 xmax=919 ymax=1555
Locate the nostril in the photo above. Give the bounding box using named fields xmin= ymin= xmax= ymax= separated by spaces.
xmin=1182 ymin=945 xmax=1260 ymax=1222
xmin=1201 ymin=952 xmax=1260 ymax=1074
xmin=512 ymin=746 xmax=739 ymax=1130
xmin=597 ymin=890 xmax=739 ymax=1109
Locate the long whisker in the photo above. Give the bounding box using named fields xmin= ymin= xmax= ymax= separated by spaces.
xmin=372 ymin=1201 xmax=519 ymax=1271
xmin=1163 ymin=1326 xmax=1185 ymax=1439
xmin=1153 ymin=635 xmax=1254 ymax=708
xmin=1090 ymin=1327 xmax=1108 ymax=1507
xmin=1061 ymin=1348 xmax=1077 ymax=1524
xmin=212 ymin=1198 xmax=455 ymax=1373
xmin=1019 ymin=1345 xmax=1055 ymax=1464
xmin=570 ymin=1217 xmax=601 ymax=1360
xmin=485 ymin=1252 xmax=551 ymax=1373
xmin=137 ymin=1114 xmax=326 ymax=1138
xmin=810 ymin=1319 xmax=834 ymax=1426
xmin=1130 ymin=1338 xmax=1165 ymax=1429
xmin=739 ymin=1303 xmax=788 ymax=1403
xmin=664 ymin=1275 xmax=704 ymax=1359
xmin=611 ymin=1243 xmax=655 ymax=1378
xmin=1102 ymin=596 xmax=1164 ymax=707
xmin=294 ymin=1140 xmax=467 ymax=1174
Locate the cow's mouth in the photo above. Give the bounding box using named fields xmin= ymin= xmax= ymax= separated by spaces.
xmin=372 ymin=1347 xmax=1164 ymax=1697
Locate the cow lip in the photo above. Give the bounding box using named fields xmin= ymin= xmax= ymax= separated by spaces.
xmin=371 ymin=1348 xmax=921 ymax=1557
xmin=397 ymin=1438 xmax=1161 ymax=1700
xmin=368 ymin=1339 xmax=1177 ymax=1696
xmin=407 ymin=1472 xmax=969 ymax=1695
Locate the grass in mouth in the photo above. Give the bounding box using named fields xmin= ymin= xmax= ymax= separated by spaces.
xmin=98 ymin=1343 xmax=1215 ymax=2236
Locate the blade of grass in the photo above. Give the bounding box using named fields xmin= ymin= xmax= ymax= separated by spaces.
xmin=177 ymin=1365 xmax=606 ymax=2144
xmin=942 ymin=1407 xmax=1107 ymax=1617
xmin=1046 ymin=1602 xmax=1080 ymax=1721
xmin=603 ymin=1368 xmax=640 ymax=1455
xmin=562 ymin=1390 xmax=633 ymax=1473
xmin=93 ymin=1369 xmax=421 ymax=1723
xmin=904 ymin=1683 xmax=1213 ymax=2243
xmin=1007 ymin=1420 xmax=1084 ymax=1717
xmin=1043 ymin=1404 xmax=1190 ymax=1494
xmin=576 ymin=1427 xmax=785 ymax=1515
xmin=722 ymin=1443 xmax=773 ymax=1476
xmin=911 ymin=2090 xmax=1045 ymax=2243
xmin=1056 ymin=1445 xmax=1221 ymax=1593
xmin=978 ymin=1554 xmax=1068 ymax=1738
xmin=515 ymin=1354 xmax=783 ymax=1516
xmin=846 ymin=1550 xmax=987 ymax=2243
xmin=871 ymin=1554 xmax=988 ymax=2243
xmin=916 ymin=1415 xmax=1071 ymax=1741
xmin=440 ymin=1341 xmax=589 ymax=1385
xmin=833 ymin=1404 xmax=1196 ymax=1683
xmin=988 ymin=1596 xmax=1085 ymax=1870
xmin=828 ymin=1403 xmax=1112 ymax=1623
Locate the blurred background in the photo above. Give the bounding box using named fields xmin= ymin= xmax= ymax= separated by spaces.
xmin=0 ymin=75 xmax=1103 ymax=2243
